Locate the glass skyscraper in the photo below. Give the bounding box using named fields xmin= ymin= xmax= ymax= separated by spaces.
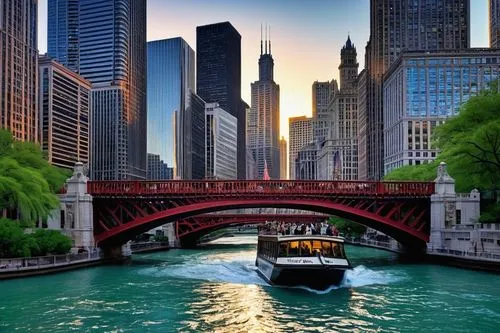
xmin=197 ymin=22 xmax=245 ymax=179
xmin=47 ymin=0 xmax=79 ymax=72
xmin=383 ymin=49 xmax=500 ymax=173
xmin=491 ymin=0 xmax=500 ymax=48
xmin=147 ymin=38 xmax=205 ymax=180
xmin=49 ymin=0 xmax=147 ymax=180
xmin=361 ymin=0 xmax=471 ymax=180
xmin=0 ymin=0 xmax=38 ymax=142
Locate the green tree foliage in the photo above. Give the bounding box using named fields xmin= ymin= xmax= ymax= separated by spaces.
xmin=0 ymin=218 xmax=38 ymax=258
xmin=0 ymin=218 xmax=72 ymax=258
xmin=385 ymin=86 xmax=500 ymax=221
xmin=31 ymin=229 xmax=73 ymax=256
xmin=328 ymin=216 xmax=367 ymax=237
xmin=0 ymin=129 xmax=69 ymax=226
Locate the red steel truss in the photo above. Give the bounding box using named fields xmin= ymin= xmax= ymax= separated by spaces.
xmin=89 ymin=180 xmax=433 ymax=248
xmin=175 ymin=214 xmax=329 ymax=239
xmin=88 ymin=180 xmax=434 ymax=198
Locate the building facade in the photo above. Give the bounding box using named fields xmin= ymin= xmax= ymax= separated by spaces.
xmin=0 ymin=0 xmax=38 ymax=142
xmin=383 ymin=49 xmax=500 ymax=174
xmin=205 ymin=102 xmax=238 ymax=179
xmin=312 ymin=80 xmax=338 ymax=143
xmin=197 ymin=22 xmax=246 ymax=179
xmin=147 ymin=153 xmax=173 ymax=180
xmin=295 ymin=143 xmax=317 ymax=180
xmin=357 ymin=68 xmax=368 ymax=180
xmin=288 ymin=116 xmax=313 ymax=179
xmin=326 ymin=36 xmax=359 ymax=180
xmin=49 ymin=0 xmax=147 ymax=180
xmin=491 ymin=0 xmax=500 ymax=48
xmin=39 ymin=56 xmax=91 ymax=170
xmin=47 ymin=0 xmax=79 ymax=72
xmin=279 ymin=136 xmax=287 ymax=179
xmin=248 ymin=33 xmax=280 ymax=179
xmin=362 ymin=0 xmax=471 ymax=180
xmin=147 ymin=38 xmax=207 ymax=180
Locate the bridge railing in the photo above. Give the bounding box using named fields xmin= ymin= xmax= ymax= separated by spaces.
xmin=87 ymin=180 xmax=434 ymax=197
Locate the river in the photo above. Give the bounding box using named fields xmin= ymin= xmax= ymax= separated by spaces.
xmin=0 ymin=235 xmax=499 ymax=332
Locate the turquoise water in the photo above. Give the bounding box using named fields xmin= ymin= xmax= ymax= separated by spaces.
xmin=1 ymin=235 xmax=499 ymax=332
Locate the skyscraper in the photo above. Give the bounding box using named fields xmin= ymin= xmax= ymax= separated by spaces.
xmin=47 ymin=0 xmax=79 ymax=72
xmin=49 ymin=0 xmax=147 ymax=180
xmin=279 ymin=137 xmax=287 ymax=180
xmin=289 ymin=116 xmax=313 ymax=179
xmin=197 ymin=22 xmax=245 ymax=179
xmin=205 ymin=103 xmax=238 ymax=180
xmin=317 ymin=36 xmax=359 ymax=181
xmin=491 ymin=0 xmax=500 ymax=48
xmin=0 ymin=0 xmax=38 ymax=142
xmin=148 ymin=38 xmax=206 ymax=180
xmin=39 ymin=56 xmax=91 ymax=170
xmin=362 ymin=0 xmax=470 ymax=179
xmin=248 ymin=28 xmax=280 ymax=179
xmin=312 ymin=80 xmax=338 ymax=143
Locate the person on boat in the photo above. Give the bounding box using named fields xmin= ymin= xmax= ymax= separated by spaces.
xmin=306 ymin=225 xmax=312 ymax=235
xmin=326 ymin=225 xmax=333 ymax=236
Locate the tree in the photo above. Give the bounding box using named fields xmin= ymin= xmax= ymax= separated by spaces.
xmin=385 ymin=85 xmax=500 ymax=220
xmin=0 ymin=129 xmax=69 ymax=226
xmin=328 ymin=216 xmax=367 ymax=237
xmin=31 ymin=229 xmax=72 ymax=256
xmin=0 ymin=218 xmax=38 ymax=258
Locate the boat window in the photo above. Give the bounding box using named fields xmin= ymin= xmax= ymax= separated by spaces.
xmin=312 ymin=240 xmax=322 ymax=254
xmin=321 ymin=241 xmax=332 ymax=257
xmin=332 ymin=242 xmax=342 ymax=258
xmin=279 ymin=242 xmax=288 ymax=257
xmin=300 ymin=241 xmax=312 ymax=257
xmin=288 ymin=241 xmax=299 ymax=256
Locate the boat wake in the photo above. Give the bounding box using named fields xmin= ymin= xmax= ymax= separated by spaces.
xmin=138 ymin=254 xmax=405 ymax=293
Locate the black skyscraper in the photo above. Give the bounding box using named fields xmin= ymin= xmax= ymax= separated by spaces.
xmin=196 ymin=22 xmax=245 ymax=179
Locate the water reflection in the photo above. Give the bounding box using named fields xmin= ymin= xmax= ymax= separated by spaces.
xmin=184 ymin=282 xmax=280 ymax=332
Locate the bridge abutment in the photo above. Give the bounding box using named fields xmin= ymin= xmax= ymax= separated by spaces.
xmin=48 ymin=162 xmax=95 ymax=251
xmin=428 ymin=162 xmax=481 ymax=252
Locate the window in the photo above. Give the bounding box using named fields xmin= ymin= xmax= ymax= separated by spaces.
xmin=288 ymin=241 xmax=299 ymax=256
xmin=456 ymin=210 xmax=462 ymax=225
xmin=300 ymin=241 xmax=312 ymax=257
xmin=279 ymin=242 xmax=288 ymax=256
xmin=332 ymin=242 xmax=342 ymax=258
xmin=321 ymin=241 xmax=332 ymax=257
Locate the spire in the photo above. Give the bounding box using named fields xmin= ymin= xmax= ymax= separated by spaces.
xmin=269 ymin=25 xmax=271 ymax=54
xmin=345 ymin=34 xmax=353 ymax=49
xmin=260 ymin=23 xmax=263 ymax=55
xmin=265 ymin=23 xmax=268 ymax=54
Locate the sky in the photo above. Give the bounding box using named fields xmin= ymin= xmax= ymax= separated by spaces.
xmin=37 ymin=0 xmax=489 ymax=140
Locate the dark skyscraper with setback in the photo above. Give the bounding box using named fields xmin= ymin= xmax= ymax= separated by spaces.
xmin=196 ymin=22 xmax=245 ymax=179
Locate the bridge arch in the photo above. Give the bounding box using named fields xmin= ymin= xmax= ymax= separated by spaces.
xmin=94 ymin=198 xmax=429 ymax=250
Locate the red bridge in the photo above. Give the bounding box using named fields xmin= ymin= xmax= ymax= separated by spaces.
xmin=176 ymin=214 xmax=329 ymax=244
xmin=88 ymin=180 xmax=434 ymax=249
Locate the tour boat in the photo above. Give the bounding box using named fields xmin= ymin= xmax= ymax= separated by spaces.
xmin=256 ymin=233 xmax=352 ymax=290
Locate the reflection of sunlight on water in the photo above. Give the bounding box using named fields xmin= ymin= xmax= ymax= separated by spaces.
xmin=183 ymin=282 xmax=280 ymax=333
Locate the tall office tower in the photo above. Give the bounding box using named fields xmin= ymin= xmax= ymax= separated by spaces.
xmin=312 ymin=80 xmax=338 ymax=143
xmin=491 ymin=0 xmax=500 ymax=48
xmin=47 ymin=0 xmax=80 ymax=72
xmin=384 ymin=49 xmax=500 ymax=174
xmin=248 ymin=29 xmax=281 ymax=179
xmin=288 ymin=116 xmax=313 ymax=179
xmin=205 ymin=103 xmax=238 ymax=179
xmin=317 ymin=36 xmax=359 ymax=180
xmin=39 ymin=56 xmax=91 ymax=170
xmin=197 ymin=22 xmax=245 ymax=179
xmin=0 ymin=0 xmax=38 ymax=142
xmin=295 ymin=143 xmax=317 ymax=180
xmin=147 ymin=153 xmax=173 ymax=180
xmin=279 ymin=136 xmax=287 ymax=180
xmin=148 ymin=38 xmax=206 ymax=180
xmin=362 ymin=0 xmax=470 ymax=180
xmin=49 ymin=0 xmax=147 ymax=180
xmin=357 ymin=68 xmax=368 ymax=180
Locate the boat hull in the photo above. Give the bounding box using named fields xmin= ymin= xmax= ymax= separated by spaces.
xmin=256 ymin=256 xmax=347 ymax=290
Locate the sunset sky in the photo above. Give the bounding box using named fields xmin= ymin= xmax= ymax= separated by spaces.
xmin=38 ymin=0 xmax=489 ymax=139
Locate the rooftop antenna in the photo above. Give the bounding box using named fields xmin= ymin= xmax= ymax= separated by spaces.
xmin=265 ymin=23 xmax=268 ymax=54
xmin=260 ymin=23 xmax=263 ymax=55
xmin=269 ymin=25 xmax=272 ymax=54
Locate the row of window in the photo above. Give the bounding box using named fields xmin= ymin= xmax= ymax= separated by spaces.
xmin=258 ymin=240 xmax=346 ymax=261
